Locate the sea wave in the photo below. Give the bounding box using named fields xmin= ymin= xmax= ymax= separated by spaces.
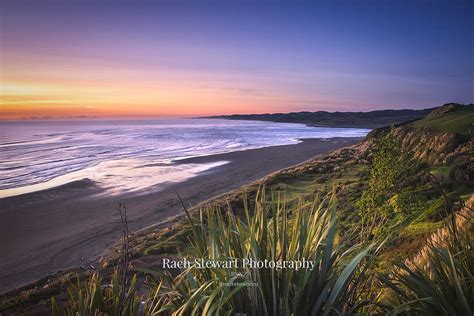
xmin=0 ymin=119 xmax=370 ymax=197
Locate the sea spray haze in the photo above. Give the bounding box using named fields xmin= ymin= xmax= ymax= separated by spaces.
xmin=0 ymin=119 xmax=368 ymax=198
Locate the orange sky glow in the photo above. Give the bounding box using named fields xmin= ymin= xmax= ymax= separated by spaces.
xmin=1 ymin=61 xmax=268 ymax=119
xmin=1 ymin=2 xmax=472 ymax=120
xmin=1 ymin=54 xmax=341 ymax=119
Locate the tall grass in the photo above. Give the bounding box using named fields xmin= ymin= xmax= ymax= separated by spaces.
xmin=148 ymin=190 xmax=374 ymax=315
xmin=379 ymin=206 xmax=473 ymax=316
xmin=51 ymin=204 xmax=168 ymax=316
xmin=50 ymin=190 xmax=472 ymax=315
xmin=51 ymin=269 xmax=168 ymax=316
xmin=51 ymin=270 xmax=142 ymax=316
xmin=49 ymin=190 xmax=377 ymax=315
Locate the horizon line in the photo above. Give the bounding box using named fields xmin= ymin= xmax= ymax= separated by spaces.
xmin=2 ymin=103 xmax=469 ymax=121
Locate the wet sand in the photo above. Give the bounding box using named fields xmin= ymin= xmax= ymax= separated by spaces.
xmin=0 ymin=137 xmax=361 ymax=294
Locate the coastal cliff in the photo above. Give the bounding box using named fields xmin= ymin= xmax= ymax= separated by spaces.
xmin=368 ymin=103 xmax=473 ymax=165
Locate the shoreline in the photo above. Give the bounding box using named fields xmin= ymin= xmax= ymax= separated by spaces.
xmin=0 ymin=137 xmax=361 ymax=294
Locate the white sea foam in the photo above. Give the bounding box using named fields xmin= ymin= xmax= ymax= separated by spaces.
xmin=0 ymin=119 xmax=370 ymax=198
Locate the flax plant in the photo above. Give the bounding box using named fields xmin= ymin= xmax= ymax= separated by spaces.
xmin=152 ymin=190 xmax=374 ymax=315
xmin=51 ymin=270 xmax=141 ymax=316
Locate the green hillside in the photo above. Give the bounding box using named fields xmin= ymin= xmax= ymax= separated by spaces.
xmin=411 ymin=103 xmax=474 ymax=135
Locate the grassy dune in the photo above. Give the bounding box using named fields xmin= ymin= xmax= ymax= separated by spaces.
xmin=412 ymin=103 xmax=474 ymax=135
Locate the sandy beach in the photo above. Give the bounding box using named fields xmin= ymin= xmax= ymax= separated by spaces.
xmin=0 ymin=137 xmax=360 ymax=294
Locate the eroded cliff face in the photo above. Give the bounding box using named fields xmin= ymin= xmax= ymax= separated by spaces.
xmin=391 ymin=126 xmax=471 ymax=165
xmin=366 ymin=125 xmax=472 ymax=166
xmin=364 ymin=103 xmax=473 ymax=166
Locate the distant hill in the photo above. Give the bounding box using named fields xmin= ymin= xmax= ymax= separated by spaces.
xmin=203 ymin=107 xmax=437 ymax=128
xmin=410 ymin=103 xmax=474 ymax=135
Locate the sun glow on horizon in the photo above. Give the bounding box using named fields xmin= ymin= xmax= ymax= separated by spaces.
xmin=1 ymin=59 xmax=343 ymax=119
xmin=0 ymin=78 xmax=280 ymax=119
xmin=1 ymin=54 xmax=322 ymax=119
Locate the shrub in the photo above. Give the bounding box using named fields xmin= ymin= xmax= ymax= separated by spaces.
xmin=449 ymin=155 xmax=473 ymax=187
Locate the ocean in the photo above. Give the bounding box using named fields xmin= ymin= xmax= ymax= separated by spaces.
xmin=0 ymin=119 xmax=370 ymax=198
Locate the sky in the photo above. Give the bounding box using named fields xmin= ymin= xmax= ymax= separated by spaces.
xmin=0 ymin=0 xmax=473 ymax=119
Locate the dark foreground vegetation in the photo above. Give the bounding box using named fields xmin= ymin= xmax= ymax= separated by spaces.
xmin=1 ymin=103 xmax=472 ymax=315
xmin=48 ymin=191 xmax=472 ymax=315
